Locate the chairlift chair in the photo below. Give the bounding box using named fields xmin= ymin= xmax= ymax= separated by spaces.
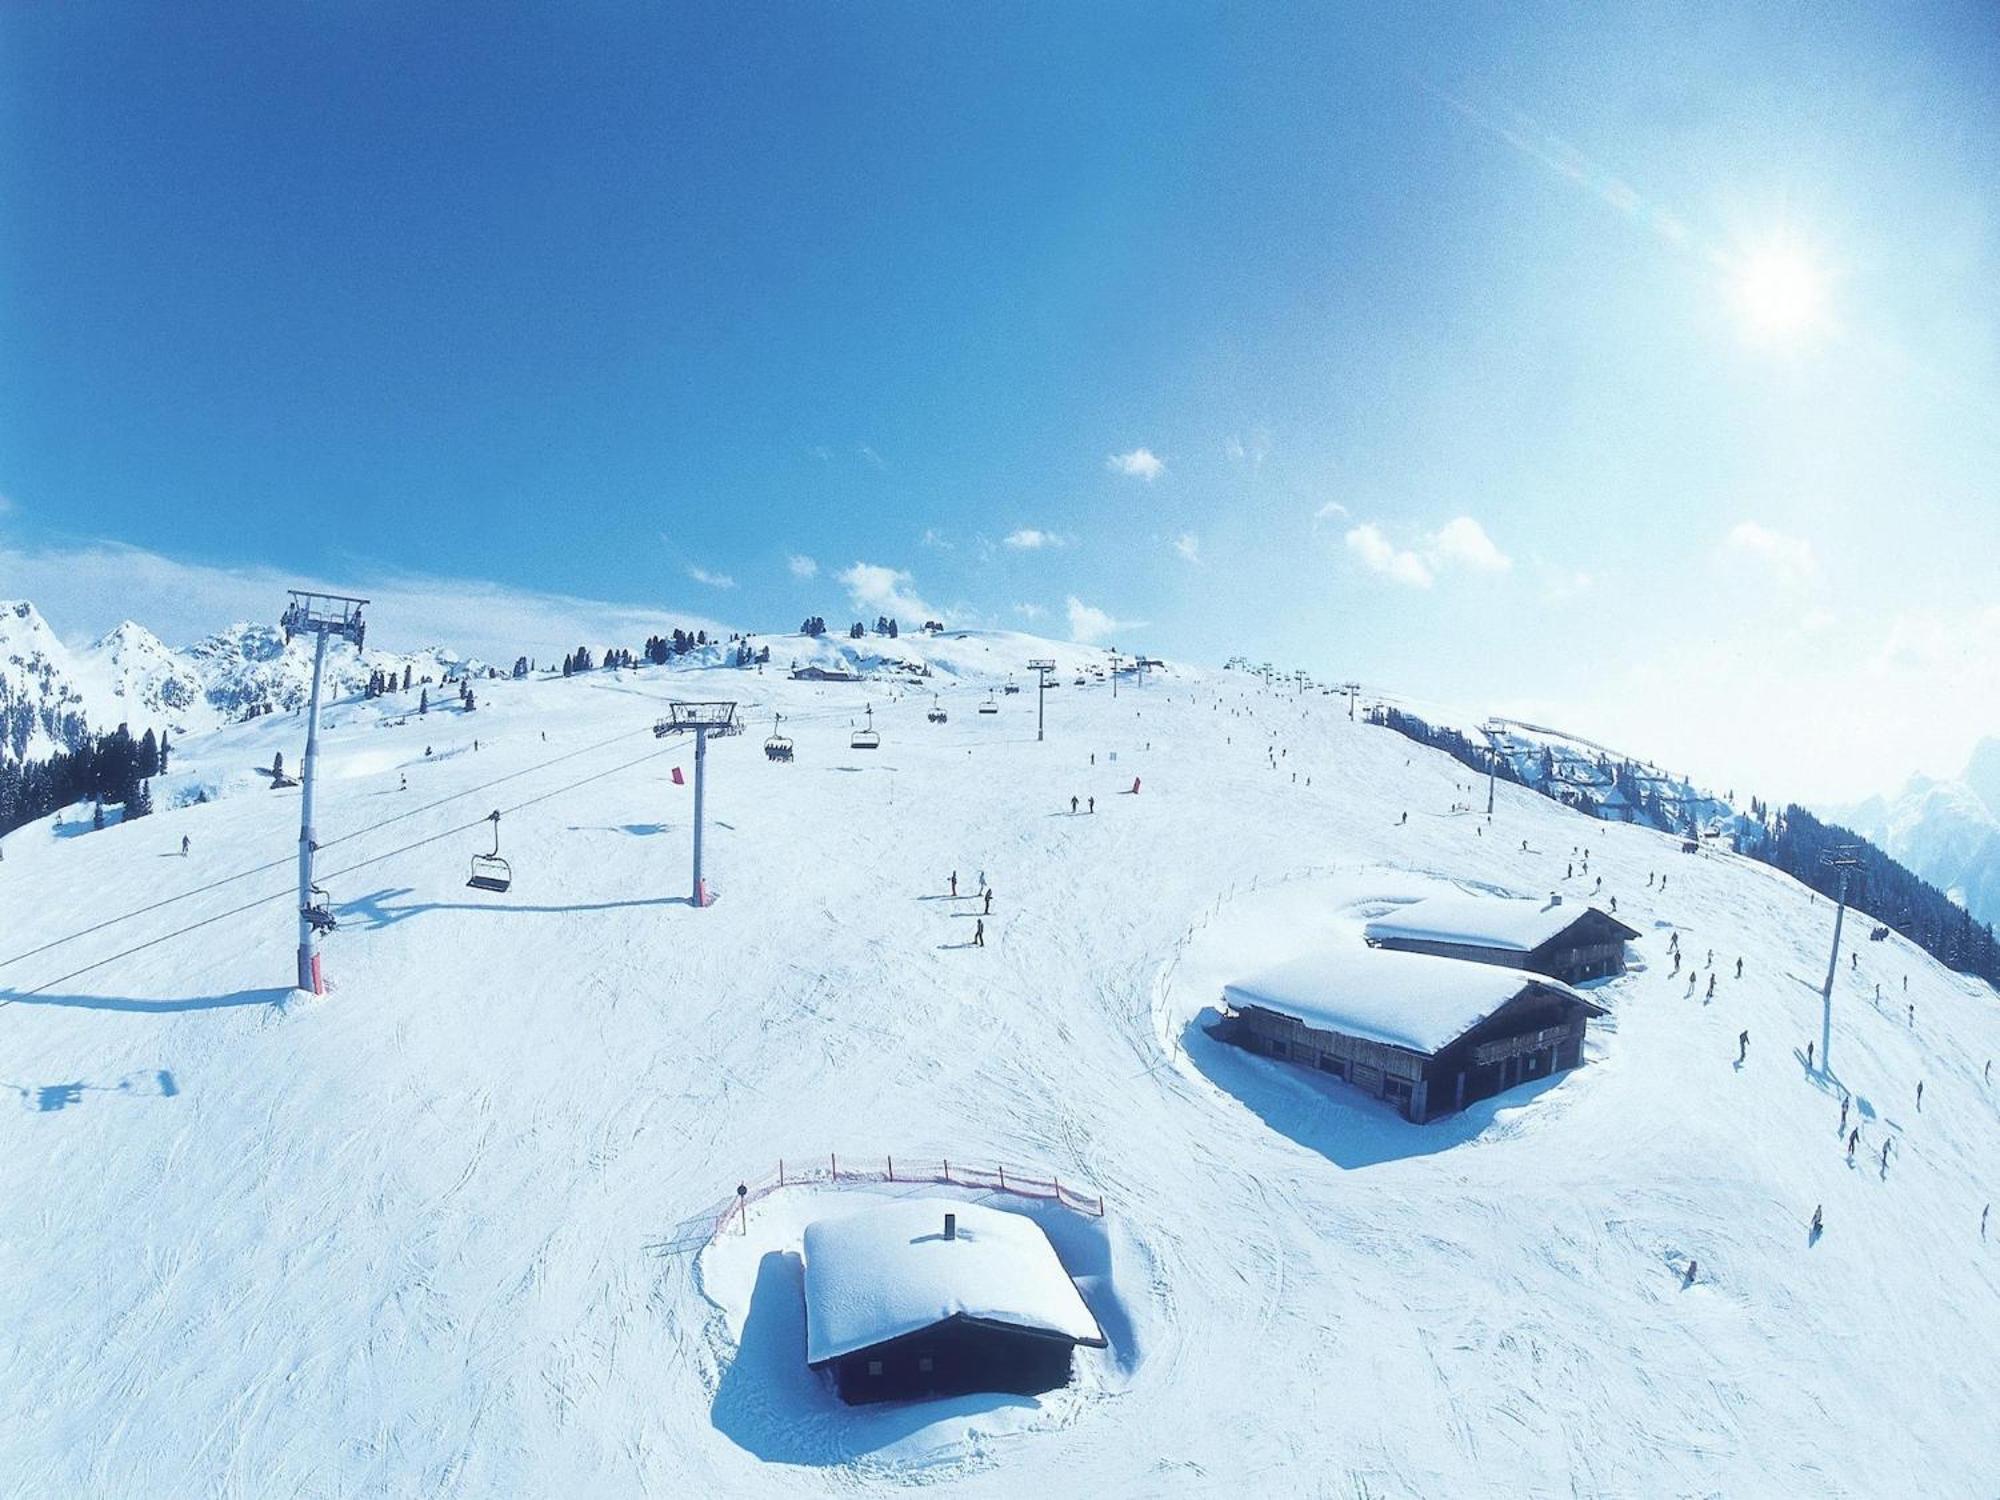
xmin=302 ymin=885 xmax=337 ymax=933
xmin=764 ymin=714 xmax=794 ymax=762
xmin=927 ymin=695 xmax=948 ymax=725
xmin=850 ymin=704 xmax=882 ymax=751
xmin=978 ymin=694 xmax=999 ymax=715
xmin=467 ymin=810 xmax=513 ymax=893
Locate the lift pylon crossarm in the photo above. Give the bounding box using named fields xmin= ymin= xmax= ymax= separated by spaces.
xmin=280 ymin=590 xmax=370 ymax=648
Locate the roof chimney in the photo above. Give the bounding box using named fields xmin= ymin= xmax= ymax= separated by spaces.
xmin=944 ymin=1212 xmax=957 ymax=1241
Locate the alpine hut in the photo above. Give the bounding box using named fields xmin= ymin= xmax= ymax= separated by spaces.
xmin=802 ymin=1199 xmax=1107 ymax=1405
xmin=1361 ymin=893 xmax=1638 ymax=984
xmin=1217 ymin=944 xmax=1606 ymax=1122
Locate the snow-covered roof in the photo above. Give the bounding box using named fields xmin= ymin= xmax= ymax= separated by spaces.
xmin=1223 ymin=943 xmax=1597 ymax=1055
xmin=801 ymin=1199 xmax=1106 ymax=1364
xmin=1362 ymin=893 xmax=1631 ymax=953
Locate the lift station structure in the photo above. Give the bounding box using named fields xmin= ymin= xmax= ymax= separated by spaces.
xmin=280 ymin=589 xmax=368 ymax=995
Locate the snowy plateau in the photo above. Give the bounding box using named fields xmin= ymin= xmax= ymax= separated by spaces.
xmin=1 ymin=621 xmax=1996 ymax=1498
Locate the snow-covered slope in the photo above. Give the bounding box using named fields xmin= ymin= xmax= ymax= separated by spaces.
xmin=1831 ymin=748 xmax=2000 ymax=929
xmin=0 ymin=600 xmax=93 ymax=761
xmin=1 ymin=636 xmax=1995 ymax=1496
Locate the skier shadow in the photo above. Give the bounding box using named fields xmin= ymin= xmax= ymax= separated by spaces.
xmin=1180 ymin=1012 xmax=1562 ymax=1169
xmin=711 ymin=1249 xmax=1036 ymax=1464
xmin=0 ymin=987 xmax=290 ymax=1015
xmin=336 ymin=886 xmax=693 ymax=930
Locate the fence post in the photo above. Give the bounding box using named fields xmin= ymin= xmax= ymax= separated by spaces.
xmin=998 ymin=1164 xmax=1006 ymax=1191
xmin=779 ymin=1159 xmax=785 ymax=1187
xmin=887 ymin=1155 xmax=894 ymax=1182
xmin=830 ymin=1152 xmax=837 ymax=1182
xmin=942 ymin=1158 xmax=950 ymax=1183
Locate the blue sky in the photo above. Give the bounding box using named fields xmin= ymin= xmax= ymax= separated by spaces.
xmin=4 ymin=2 xmax=1998 ymax=800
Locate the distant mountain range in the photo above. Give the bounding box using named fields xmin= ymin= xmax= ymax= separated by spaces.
xmin=1826 ymin=741 xmax=2000 ymax=930
xmin=0 ymin=599 xmax=483 ymax=761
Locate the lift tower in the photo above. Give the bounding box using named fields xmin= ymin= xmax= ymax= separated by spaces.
xmin=1817 ymin=846 xmax=1864 ymax=1074
xmin=1026 ymin=659 xmax=1057 ymax=742
xmin=655 ymin=701 xmax=739 ymax=905
xmin=280 ymin=590 xmax=368 ymax=995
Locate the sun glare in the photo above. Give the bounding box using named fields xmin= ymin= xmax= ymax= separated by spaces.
xmin=1731 ymin=238 xmax=1829 ymax=345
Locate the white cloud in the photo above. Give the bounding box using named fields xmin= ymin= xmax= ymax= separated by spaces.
xmin=0 ymin=538 xmax=732 ymax=662
xmin=1428 ymin=516 xmax=1512 ymax=573
xmin=1722 ymin=521 xmax=1818 ymax=591
xmin=838 ymin=561 xmax=937 ymax=624
xmin=920 ymin=528 xmax=953 ymax=550
xmin=807 ymin=445 xmax=834 ymax=463
xmin=1003 ymin=528 xmax=1069 ymax=551
xmin=1345 ymin=523 xmax=1434 ymax=588
xmin=685 ymin=564 xmax=737 ymax=590
xmin=1225 ymin=428 xmax=1271 ymax=467
xmin=856 ymin=444 xmax=885 ymax=470
xmin=0 ymin=493 xmax=14 ymax=517
xmin=1314 ymin=501 xmax=1350 ymax=522
xmin=787 ymin=554 xmax=818 ymax=579
xmin=1065 ymin=595 xmax=1143 ymax=644
xmin=1172 ymin=531 xmax=1200 ymax=563
xmin=1013 ymin=602 xmax=1047 ymax=620
xmin=1106 ymin=447 xmax=1165 ymax=482
xmin=1343 ymin=515 xmax=1512 ymax=587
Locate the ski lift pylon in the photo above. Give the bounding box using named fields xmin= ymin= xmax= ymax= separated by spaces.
xmin=467 ymin=810 xmax=513 ymax=893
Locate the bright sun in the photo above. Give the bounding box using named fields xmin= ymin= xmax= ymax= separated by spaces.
xmin=1731 ymin=238 xmax=1829 ymax=344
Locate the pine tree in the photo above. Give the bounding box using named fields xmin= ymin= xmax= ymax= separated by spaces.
xmin=92 ymin=799 xmax=105 ymax=830
xmin=126 ymin=779 xmax=153 ymax=820
xmin=420 ymin=688 xmax=430 ymax=715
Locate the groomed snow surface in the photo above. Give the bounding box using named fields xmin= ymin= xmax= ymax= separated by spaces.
xmin=1 ymin=630 xmax=1997 ymax=1496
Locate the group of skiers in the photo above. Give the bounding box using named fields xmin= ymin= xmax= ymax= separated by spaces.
xmin=945 ymin=869 xmax=992 ymax=948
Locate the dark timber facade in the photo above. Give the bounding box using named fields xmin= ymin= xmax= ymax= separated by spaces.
xmin=815 ymin=1314 xmax=1104 ymax=1405
xmin=1217 ymin=980 xmax=1606 ymax=1123
xmin=1367 ymin=907 xmax=1640 ymax=984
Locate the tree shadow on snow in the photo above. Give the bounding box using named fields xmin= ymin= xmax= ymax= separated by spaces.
xmin=711 ymin=1249 xmax=1034 ymax=1465
xmin=1180 ymin=1011 xmax=1565 ymax=1169
xmin=1 ymin=986 xmax=291 ymax=1015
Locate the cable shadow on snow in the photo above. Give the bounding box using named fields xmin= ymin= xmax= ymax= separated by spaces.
xmin=0 ymin=986 xmax=292 ymax=1015
xmin=334 ymin=886 xmax=694 ymax=929
xmin=711 ymin=1249 xmax=1040 ymax=1466
xmin=1179 ymin=1012 xmax=1567 ymax=1170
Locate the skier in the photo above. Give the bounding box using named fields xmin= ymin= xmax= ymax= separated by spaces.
xmin=1400 ymin=811 xmax=1408 ymax=825
xmin=949 ymin=870 xmax=958 ymax=898
xmin=1916 ymin=1080 xmax=1924 ymax=1111
xmin=1706 ymin=948 xmax=1714 ymax=967
xmin=1567 ymin=863 xmax=1574 ymax=880
xmin=1907 ymin=1003 xmax=1914 ymax=1028
xmin=1706 ymin=974 xmax=1716 ymax=1001
xmin=1851 ymin=951 xmax=1858 ymax=971
xmin=1088 ymin=796 xmax=1095 ymax=814
xmin=983 ymin=888 xmax=993 ymax=915
xmin=1687 ymin=973 xmax=1698 ymax=997
xmin=1806 ymin=1041 xmax=1815 ymax=1070
xmin=1735 ymin=957 xmax=1743 ymax=979
xmin=1521 ymin=839 xmax=1529 ymax=853
xmin=1070 ymin=795 xmax=1079 ymax=815
xmin=1881 ymin=1139 xmax=1892 ymax=1176
xmin=400 ymin=774 xmax=407 ymax=791
xmin=1609 ymin=896 xmax=1617 ymax=913
xmin=1683 ymin=1259 xmax=1698 ymax=1287
xmin=1811 ymin=1205 xmax=1823 ymax=1239
xmin=1839 ymin=1095 xmax=1849 ymax=1134
xmin=1846 ymin=1129 xmax=1859 ymax=1164
xmin=1984 ymin=1204 xmax=1991 ymax=1240
xmin=1738 ymin=1029 xmax=1750 ymax=1063
xmin=972 ymin=918 xmax=984 ymax=949
xmin=1647 ymin=872 xmax=1655 ymax=888
xmin=180 ymin=834 xmax=190 ymax=857
xmin=1660 ymin=873 xmax=1668 ymax=892
xmin=1672 ymin=952 xmax=1681 ymax=977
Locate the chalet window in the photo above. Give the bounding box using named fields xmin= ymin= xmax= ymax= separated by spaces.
xmin=868 ymin=1360 xmax=883 ymax=1377
xmin=1318 ymin=1056 xmax=1344 ymax=1079
xmin=1268 ymin=1039 xmax=1289 ymax=1057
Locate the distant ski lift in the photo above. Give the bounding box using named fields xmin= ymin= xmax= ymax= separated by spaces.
xmin=764 ymin=713 xmax=794 ymax=762
xmin=851 ymin=704 xmax=882 ymax=751
xmin=467 ymin=810 xmax=512 ymax=893
xmin=928 ymin=695 xmax=948 ymax=725
xmin=1003 ymin=677 xmax=1021 ymax=695
xmin=1072 ymin=675 xmax=1086 ymax=686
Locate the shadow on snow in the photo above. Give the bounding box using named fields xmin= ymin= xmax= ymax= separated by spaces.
xmin=1 ymin=986 xmax=291 ymax=1015
xmin=1178 ymin=1010 xmax=1566 ymax=1169
xmin=335 ymin=886 xmax=693 ymax=929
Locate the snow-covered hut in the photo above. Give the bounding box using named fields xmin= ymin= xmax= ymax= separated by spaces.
xmin=801 ymin=1199 xmax=1106 ymax=1405
xmin=1218 ymin=944 xmax=1605 ymax=1122
xmin=1361 ymin=893 xmax=1638 ymax=983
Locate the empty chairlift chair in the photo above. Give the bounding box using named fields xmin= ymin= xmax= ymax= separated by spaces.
xmin=851 ymin=704 xmax=882 ymax=751
xmin=467 ymin=810 xmax=513 ymax=893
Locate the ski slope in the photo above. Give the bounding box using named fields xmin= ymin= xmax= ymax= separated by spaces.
xmin=1 ymin=631 xmax=1996 ymax=1497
